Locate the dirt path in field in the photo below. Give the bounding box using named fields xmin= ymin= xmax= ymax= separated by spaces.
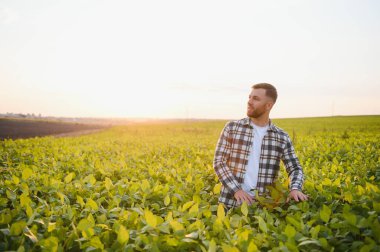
xmin=0 ymin=118 xmax=110 ymax=140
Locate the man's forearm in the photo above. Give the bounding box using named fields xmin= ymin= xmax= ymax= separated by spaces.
xmin=283 ymin=137 xmax=304 ymax=191
xmin=213 ymin=159 xmax=241 ymax=193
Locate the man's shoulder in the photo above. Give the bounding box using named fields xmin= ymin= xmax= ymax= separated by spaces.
xmin=225 ymin=118 xmax=250 ymax=129
xmin=270 ymin=123 xmax=291 ymax=138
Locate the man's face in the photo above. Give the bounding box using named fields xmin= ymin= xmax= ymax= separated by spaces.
xmin=247 ymin=88 xmax=273 ymax=118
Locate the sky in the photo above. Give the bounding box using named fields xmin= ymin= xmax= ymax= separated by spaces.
xmin=1 ymin=0 xmax=379 ymax=119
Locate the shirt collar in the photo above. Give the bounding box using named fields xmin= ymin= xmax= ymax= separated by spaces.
xmin=243 ymin=117 xmax=278 ymax=133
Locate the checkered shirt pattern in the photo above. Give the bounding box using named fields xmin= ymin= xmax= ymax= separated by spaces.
xmin=213 ymin=117 xmax=304 ymax=209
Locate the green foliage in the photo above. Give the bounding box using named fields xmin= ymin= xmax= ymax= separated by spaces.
xmin=0 ymin=116 xmax=379 ymax=251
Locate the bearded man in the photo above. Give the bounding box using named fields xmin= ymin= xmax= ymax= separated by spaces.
xmin=213 ymin=83 xmax=308 ymax=210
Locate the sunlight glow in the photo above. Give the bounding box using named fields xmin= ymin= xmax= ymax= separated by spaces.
xmin=1 ymin=0 xmax=379 ymax=118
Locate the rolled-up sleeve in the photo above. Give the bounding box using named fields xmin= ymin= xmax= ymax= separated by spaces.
xmin=213 ymin=123 xmax=241 ymax=194
xmin=281 ymin=135 xmax=304 ymax=191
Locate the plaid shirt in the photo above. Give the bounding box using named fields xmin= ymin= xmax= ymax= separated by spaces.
xmin=213 ymin=117 xmax=304 ymax=208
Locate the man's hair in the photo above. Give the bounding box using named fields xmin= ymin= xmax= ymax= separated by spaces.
xmin=252 ymin=83 xmax=277 ymax=103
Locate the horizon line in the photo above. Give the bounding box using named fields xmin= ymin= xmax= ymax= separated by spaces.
xmin=1 ymin=113 xmax=379 ymax=122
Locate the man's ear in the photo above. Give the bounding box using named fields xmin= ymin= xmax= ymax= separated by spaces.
xmin=266 ymin=101 xmax=274 ymax=111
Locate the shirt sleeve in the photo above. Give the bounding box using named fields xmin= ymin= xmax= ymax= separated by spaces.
xmin=281 ymin=135 xmax=304 ymax=191
xmin=213 ymin=122 xmax=242 ymax=194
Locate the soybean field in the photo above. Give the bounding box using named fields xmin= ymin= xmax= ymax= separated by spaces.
xmin=0 ymin=116 xmax=379 ymax=251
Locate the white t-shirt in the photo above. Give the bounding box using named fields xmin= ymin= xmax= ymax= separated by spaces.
xmin=242 ymin=123 xmax=269 ymax=197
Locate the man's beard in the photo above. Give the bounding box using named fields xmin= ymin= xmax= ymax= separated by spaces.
xmin=247 ymin=107 xmax=266 ymax=118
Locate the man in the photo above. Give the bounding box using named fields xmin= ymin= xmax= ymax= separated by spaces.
xmin=213 ymin=83 xmax=308 ymax=210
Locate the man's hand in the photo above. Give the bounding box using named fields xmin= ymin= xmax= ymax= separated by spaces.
xmin=234 ymin=189 xmax=255 ymax=205
xmin=287 ymin=189 xmax=308 ymax=203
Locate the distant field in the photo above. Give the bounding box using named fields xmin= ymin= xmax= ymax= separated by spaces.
xmin=0 ymin=115 xmax=379 ymax=251
xmin=0 ymin=118 xmax=108 ymax=140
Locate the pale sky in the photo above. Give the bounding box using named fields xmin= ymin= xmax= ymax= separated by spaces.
xmin=1 ymin=0 xmax=379 ymax=119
